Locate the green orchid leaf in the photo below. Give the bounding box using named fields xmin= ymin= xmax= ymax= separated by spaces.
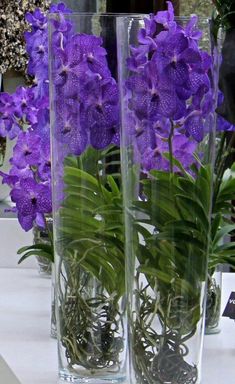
xmin=175 ymin=194 xmax=210 ymax=233
xmin=138 ymin=266 xmax=174 ymax=284
xmin=212 ymin=224 xmax=235 ymax=246
xmin=211 ymin=214 xmax=222 ymax=241
xmin=18 ymin=250 xmax=53 ymax=264
xmin=107 ymin=175 xmax=121 ymax=196
xmin=17 ymin=243 xmax=53 ymax=254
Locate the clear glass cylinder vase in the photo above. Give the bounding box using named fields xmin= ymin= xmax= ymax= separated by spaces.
xmin=118 ymin=10 xmax=218 ymax=384
xmin=49 ymin=12 xmax=127 ymax=383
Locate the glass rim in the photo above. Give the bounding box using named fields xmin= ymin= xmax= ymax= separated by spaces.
xmin=48 ymin=12 xmax=146 ymax=18
xmin=48 ymin=12 xmax=210 ymax=23
xmin=116 ymin=14 xmax=211 ymax=23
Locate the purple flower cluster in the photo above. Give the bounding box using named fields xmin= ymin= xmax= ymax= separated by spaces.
xmin=51 ymin=14 xmax=120 ymax=156
xmin=125 ymin=1 xmax=213 ymax=173
xmin=0 ymin=87 xmax=37 ymax=140
xmin=0 ymin=3 xmax=69 ymax=231
xmin=0 ymin=2 xmax=120 ymax=229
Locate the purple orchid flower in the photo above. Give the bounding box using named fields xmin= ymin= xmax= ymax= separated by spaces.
xmin=184 ymin=15 xmax=203 ymax=44
xmin=126 ymin=62 xmax=186 ymax=120
xmin=27 ymin=30 xmax=48 ymax=79
xmin=11 ymin=131 xmax=41 ymax=169
xmin=49 ymin=2 xmax=72 ymax=14
xmin=11 ymin=178 xmax=52 ymax=231
xmin=0 ymin=166 xmax=34 ymax=188
xmin=154 ymin=1 xmax=176 ymax=31
xmin=13 ymin=87 xmax=38 ymax=125
xmin=25 ymin=8 xmax=47 ymax=32
xmin=0 ymin=93 xmax=21 ymax=138
xmin=33 ymin=107 xmax=50 ymax=145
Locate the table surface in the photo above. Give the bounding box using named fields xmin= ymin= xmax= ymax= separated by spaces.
xmin=0 ymin=268 xmax=234 ymax=384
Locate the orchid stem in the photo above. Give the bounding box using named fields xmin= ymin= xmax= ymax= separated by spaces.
xmin=168 ymin=120 xmax=174 ymax=174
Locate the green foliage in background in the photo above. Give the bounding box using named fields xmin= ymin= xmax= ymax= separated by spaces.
xmin=179 ymin=0 xmax=212 ymax=17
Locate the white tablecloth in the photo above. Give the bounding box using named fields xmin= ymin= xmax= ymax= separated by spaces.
xmin=0 ymin=269 xmax=234 ymax=383
xmin=0 ymin=269 xmax=57 ymax=384
xmin=202 ymin=273 xmax=235 ymax=383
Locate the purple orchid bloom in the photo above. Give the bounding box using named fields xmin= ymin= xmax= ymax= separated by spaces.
xmin=134 ymin=120 xmax=157 ymax=155
xmin=27 ymin=30 xmax=49 ymax=79
xmin=33 ymin=107 xmax=50 ymax=145
xmin=0 ymin=119 xmax=20 ymax=140
xmin=154 ymin=1 xmax=176 ymax=31
xmin=86 ymin=80 xmax=119 ymax=131
xmin=49 ymin=3 xmax=74 ymax=54
xmin=13 ymin=87 xmax=38 ymax=125
xmin=67 ymin=34 xmax=108 ymax=69
xmin=184 ymin=15 xmax=203 ymax=47
xmin=12 ymin=131 xmax=41 ymax=169
xmin=153 ymin=32 xmax=198 ymax=86
xmin=25 ymin=8 xmax=47 ymax=33
xmin=11 ymin=178 xmax=52 ymax=231
xmin=50 ymin=2 xmax=72 ymax=13
xmin=55 ymin=103 xmax=88 ymax=155
xmin=127 ymin=45 xmax=149 ymax=73
xmin=184 ymin=113 xmax=204 ymax=142
xmin=0 ymin=165 xmax=34 ymax=188
xmin=0 ymin=93 xmax=21 ymax=138
xmin=126 ymin=62 xmax=186 ymax=120
xmin=0 ymin=92 xmax=15 ymax=115
xmin=137 ymin=16 xmax=158 ymax=51
xmin=0 ymin=171 xmax=19 ymax=188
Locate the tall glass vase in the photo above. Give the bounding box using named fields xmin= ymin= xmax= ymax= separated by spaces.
xmin=118 ymin=8 xmax=218 ymax=384
xmin=49 ymin=12 xmax=126 ymax=383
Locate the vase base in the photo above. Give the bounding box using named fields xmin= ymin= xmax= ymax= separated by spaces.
xmin=205 ymin=326 xmax=221 ymax=335
xmin=59 ymin=370 xmax=127 ymax=384
xmin=36 ymin=255 xmax=52 ymax=277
